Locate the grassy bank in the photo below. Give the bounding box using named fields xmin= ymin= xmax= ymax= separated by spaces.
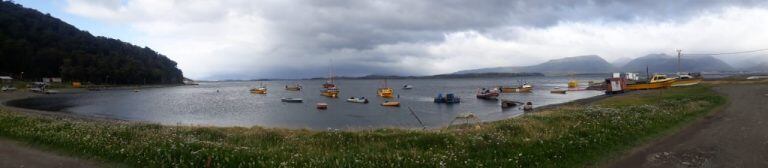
xmin=0 ymin=85 xmax=724 ymax=167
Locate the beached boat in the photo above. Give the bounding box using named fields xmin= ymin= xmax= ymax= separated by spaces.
xmin=402 ymin=85 xmax=413 ymax=90
xmin=550 ymin=87 xmax=567 ymax=94
xmin=501 ymin=99 xmax=523 ymax=108
xmin=476 ymin=88 xmax=500 ymax=100
xmin=381 ymin=101 xmax=400 ymax=107
xmin=281 ymin=98 xmax=303 ymax=103
xmin=285 ymin=84 xmax=302 ymax=91
xmin=346 ymin=97 xmax=369 ymax=104
xmin=434 ymin=93 xmax=461 ymax=104
xmin=377 ymin=79 xmax=394 ymax=98
xmin=672 ymin=73 xmax=702 ymax=87
xmin=626 ymin=74 xmax=676 ymax=90
xmin=500 ymin=83 xmax=532 ymax=93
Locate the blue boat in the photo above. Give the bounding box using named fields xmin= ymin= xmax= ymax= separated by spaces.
xmin=434 ymin=93 xmax=461 ymax=104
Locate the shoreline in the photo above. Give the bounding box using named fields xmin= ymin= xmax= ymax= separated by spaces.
xmin=0 ymin=88 xmax=611 ymax=131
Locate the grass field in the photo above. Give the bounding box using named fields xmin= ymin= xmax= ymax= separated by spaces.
xmin=0 ymin=85 xmax=725 ymax=167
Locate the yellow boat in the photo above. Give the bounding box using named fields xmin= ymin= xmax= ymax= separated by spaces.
xmin=321 ymin=63 xmax=340 ymax=98
xmin=376 ymin=79 xmax=394 ymax=98
xmin=321 ymin=88 xmax=339 ymax=98
xmin=250 ymin=87 xmax=267 ymax=94
xmin=626 ymin=74 xmax=676 ymax=90
xmin=568 ymin=80 xmax=578 ymax=88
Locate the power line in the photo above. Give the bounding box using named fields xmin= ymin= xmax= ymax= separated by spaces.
xmin=684 ymin=48 xmax=768 ymax=56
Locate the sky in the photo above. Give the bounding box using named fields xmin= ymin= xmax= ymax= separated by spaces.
xmin=15 ymin=0 xmax=768 ymax=80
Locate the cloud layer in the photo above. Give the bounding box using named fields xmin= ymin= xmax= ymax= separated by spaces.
xmin=63 ymin=0 xmax=768 ymax=79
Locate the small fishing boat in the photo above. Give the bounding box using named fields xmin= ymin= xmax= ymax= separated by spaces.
xmin=402 ymin=85 xmax=413 ymax=90
xmin=132 ymin=89 xmax=140 ymax=93
xmin=501 ymin=99 xmax=523 ymax=108
xmin=285 ymin=84 xmax=302 ymax=91
xmin=568 ymin=80 xmax=578 ymax=88
xmin=381 ymin=101 xmax=400 ymax=107
xmin=321 ymin=61 xmax=340 ymax=98
xmin=346 ymin=97 xmax=369 ymax=104
xmin=476 ymin=88 xmax=500 ymax=100
xmin=500 ymin=83 xmax=532 ymax=93
xmin=550 ymin=87 xmax=567 ymax=94
xmin=626 ymin=74 xmax=676 ymax=90
xmin=377 ymin=79 xmax=394 ymax=98
xmin=281 ymin=98 xmax=303 ymax=103
xmin=671 ymin=73 xmax=702 ymax=87
xmin=434 ymin=93 xmax=461 ymax=104
xmin=250 ymin=86 xmax=267 ymax=94
xmin=316 ymin=103 xmax=328 ymax=109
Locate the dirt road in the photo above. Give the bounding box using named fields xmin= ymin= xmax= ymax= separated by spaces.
xmin=609 ymin=84 xmax=768 ymax=167
xmin=0 ymin=138 xmax=102 ymax=168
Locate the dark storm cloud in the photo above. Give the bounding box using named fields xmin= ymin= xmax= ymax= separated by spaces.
xmin=64 ymin=0 xmax=768 ymax=79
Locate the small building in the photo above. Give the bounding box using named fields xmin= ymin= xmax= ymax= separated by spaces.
xmin=1 ymin=76 xmax=14 ymax=91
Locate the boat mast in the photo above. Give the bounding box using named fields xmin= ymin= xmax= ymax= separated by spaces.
xmin=676 ymin=49 xmax=682 ymax=75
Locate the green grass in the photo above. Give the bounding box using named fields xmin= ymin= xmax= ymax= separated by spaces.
xmin=0 ymin=85 xmax=725 ymax=167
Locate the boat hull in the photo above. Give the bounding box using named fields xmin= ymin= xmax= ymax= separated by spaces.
xmin=281 ymin=98 xmax=303 ymax=103
xmin=672 ymin=78 xmax=702 ymax=87
xmin=377 ymin=88 xmax=394 ymax=98
xmin=500 ymin=87 xmax=532 ymax=93
xmin=626 ymin=79 xmax=675 ymax=90
xmin=381 ymin=102 xmax=400 ymax=107
xmin=321 ymin=91 xmax=339 ymax=98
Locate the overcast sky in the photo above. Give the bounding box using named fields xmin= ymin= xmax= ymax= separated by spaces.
xmin=17 ymin=0 xmax=768 ymax=79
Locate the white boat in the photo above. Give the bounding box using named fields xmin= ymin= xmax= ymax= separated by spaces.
xmin=281 ymin=98 xmax=303 ymax=103
xmin=402 ymin=85 xmax=413 ymax=90
xmin=346 ymin=97 xmax=369 ymax=104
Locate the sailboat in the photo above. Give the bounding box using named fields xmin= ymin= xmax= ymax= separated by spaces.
xmin=320 ymin=62 xmax=340 ymax=98
xmin=250 ymin=83 xmax=267 ymax=94
xmin=376 ymin=79 xmax=394 ymax=98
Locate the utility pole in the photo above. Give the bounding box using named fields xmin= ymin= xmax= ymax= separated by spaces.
xmin=676 ymin=49 xmax=682 ymax=75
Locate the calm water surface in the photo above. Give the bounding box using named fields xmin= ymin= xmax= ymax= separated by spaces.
xmin=15 ymin=76 xmax=606 ymax=130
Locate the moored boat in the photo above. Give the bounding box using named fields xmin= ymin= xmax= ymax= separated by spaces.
xmin=476 ymin=88 xmax=500 ymax=100
xmin=402 ymin=85 xmax=413 ymax=90
xmin=550 ymin=87 xmax=567 ymax=94
xmin=377 ymin=79 xmax=394 ymax=98
xmin=250 ymin=86 xmax=267 ymax=94
xmin=434 ymin=93 xmax=461 ymax=104
xmin=381 ymin=101 xmax=400 ymax=107
xmin=500 ymin=83 xmax=532 ymax=93
xmin=346 ymin=97 xmax=369 ymax=104
xmin=281 ymin=98 xmax=303 ymax=103
xmin=285 ymin=84 xmax=302 ymax=91
xmin=316 ymin=103 xmax=328 ymax=109
xmin=626 ymin=74 xmax=676 ymax=90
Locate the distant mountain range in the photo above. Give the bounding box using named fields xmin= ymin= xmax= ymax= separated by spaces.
xmin=454 ymin=54 xmax=738 ymax=74
xmin=308 ymin=72 xmax=544 ymax=80
xmin=454 ymin=55 xmax=613 ymax=74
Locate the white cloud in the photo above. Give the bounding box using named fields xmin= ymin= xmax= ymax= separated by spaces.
xmin=62 ymin=1 xmax=768 ymax=79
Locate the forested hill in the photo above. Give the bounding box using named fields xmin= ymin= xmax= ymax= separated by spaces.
xmin=0 ymin=1 xmax=183 ymax=84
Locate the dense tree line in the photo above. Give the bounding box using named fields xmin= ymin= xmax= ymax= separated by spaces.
xmin=0 ymin=1 xmax=183 ymax=84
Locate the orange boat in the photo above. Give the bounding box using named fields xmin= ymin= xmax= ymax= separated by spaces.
xmin=377 ymin=79 xmax=394 ymax=98
xmin=626 ymin=74 xmax=676 ymax=90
